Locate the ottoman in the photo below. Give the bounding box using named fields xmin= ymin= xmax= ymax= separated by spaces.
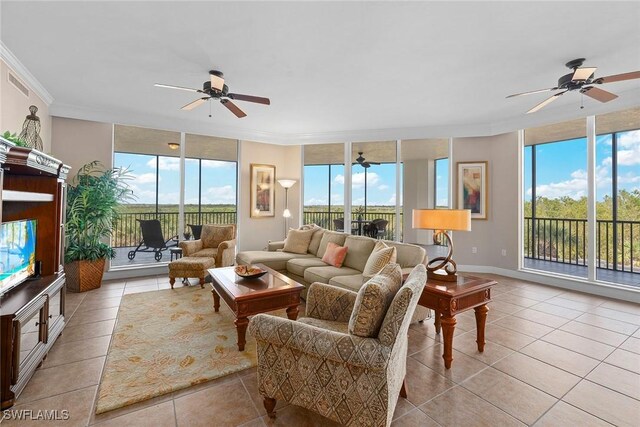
xmin=168 ymin=256 xmax=216 ymax=288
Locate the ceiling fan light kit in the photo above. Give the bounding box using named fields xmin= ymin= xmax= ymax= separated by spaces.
xmin=155 ymin=69 xmax=270 ymax=118
xmin=507 ymin=58 xmax=640 ymax=114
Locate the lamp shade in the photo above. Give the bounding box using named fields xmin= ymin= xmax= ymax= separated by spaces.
xmin=412 ymin=209 xmax=471 ymax=231
xmin=277 ymin=179 xmax=296 ymax=189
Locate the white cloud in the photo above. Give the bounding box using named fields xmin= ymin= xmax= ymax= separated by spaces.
xmin=133 ymin=172 xmax=157 ymax=184
xmin=618 ymin=172 xmax=640 ymax=184
xmin=148 ymin=157 xmax=180 ymax=171
xmin=127 ymin=184 xmax=156 ymax=204
xmin=614 ymin=130 xmax=640 ymax=166
xmin=378 ymin=184 xmax=389 ymax=191
xmin=201 ymin=185 xmax=236 ymax=204
xmin=334 ymin=172 xmax=380 ymax=188
xmin=202 ymin=160 xmax=235 ymax=169
xmin=331 ymin=194 xmax=344 ymax=204
xmin=304 ymin=197 xmax=327 ymax=205
xmin=437 ymin=198 xmax=449 ymax=207
xmin=528 ymin=165 xmax=610 ymax=199
xmin=157 ymin=192 xmax=180 ymax=205
xmin=387 ymin=194 xmax=396 ymax=204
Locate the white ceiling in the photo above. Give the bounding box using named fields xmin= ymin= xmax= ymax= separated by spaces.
xmin=2 ymin=1 xmax=640 ymax=144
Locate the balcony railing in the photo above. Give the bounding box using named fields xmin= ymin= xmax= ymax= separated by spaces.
xmin=524 ymin=216 xmax=639 ymax=274
xmin=303 ymin=210 xmax=402 ymax=240
xmin=112 ymin=211 xmax=237 ymax=248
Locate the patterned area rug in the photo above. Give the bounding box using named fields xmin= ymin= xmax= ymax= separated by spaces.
xmin=96 ymin=286 xmax=279 ymax=414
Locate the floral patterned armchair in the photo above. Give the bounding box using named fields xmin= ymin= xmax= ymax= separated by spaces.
xmin=248 ymin=264 xmax=427 ymax=427
xmin=179 ymin=224 xmax=236 ymax=267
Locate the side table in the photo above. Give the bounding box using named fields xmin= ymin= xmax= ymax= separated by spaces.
xmin=170 ymin=247 xmax=183 ymax=261
xmin=417 ymin=274 xmax=497 ymax=369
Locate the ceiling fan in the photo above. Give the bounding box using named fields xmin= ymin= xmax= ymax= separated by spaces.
xmin=355 ymin=152 xmax=380 ymax=169
xmin=506 ymin=58 xmax=640 ymax=114
xmin=155 ymin=70 xmax=270 ymax=118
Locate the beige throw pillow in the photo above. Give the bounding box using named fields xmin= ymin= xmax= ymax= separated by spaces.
xmin=283 ymin=228 xmax=315 ymax=254
xmin=348 ymin=263 xmax=403 ymax=337
xmin=362 ymin=241 xmax=397 ymax=278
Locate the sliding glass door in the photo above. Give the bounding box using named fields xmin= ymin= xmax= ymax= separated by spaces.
xmin=112 ymin=125 xmax=237 ymax=268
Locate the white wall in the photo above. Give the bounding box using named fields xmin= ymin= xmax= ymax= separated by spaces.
xmin=238 ymin=140 xmax=301 ymax=250
xmin=51 ymin=117 xmax=113 ymax=178
xmin=451 ymin=132 xmax=520 ymax=270
xmin=0 ymin=59 xmax=52 ymax=153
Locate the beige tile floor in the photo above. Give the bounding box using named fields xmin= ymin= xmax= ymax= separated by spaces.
xmin=3 ymin=273 xmax=639 ymax=426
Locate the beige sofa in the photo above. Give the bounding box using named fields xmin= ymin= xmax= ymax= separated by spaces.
xmin=236 ymin=228 xmax=427 ymax=296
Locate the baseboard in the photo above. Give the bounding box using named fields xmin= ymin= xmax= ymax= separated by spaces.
xmin=104 ymin=264 xmax=168 ymax=281
xmin=459 ymin=265 xmax=640 ymax=303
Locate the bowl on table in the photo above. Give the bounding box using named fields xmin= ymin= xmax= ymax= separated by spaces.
xmin=234 ymin=265 xmax=267 ymax=279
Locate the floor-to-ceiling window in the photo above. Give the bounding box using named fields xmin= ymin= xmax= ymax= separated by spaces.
xmin=401 ymin=139 xmax=449 ymax=246
xmin=303 ymin=144 xmax=344 ymax=230
xmin=351 ymin=141 xmax=397 ymax=240
xmin=185 ymin=133 xmax=238 ymax=231
xmin=434 ymin=157 xmax=449 ymax=208
xmin=524 ymin=119 xmax=588 ymax=278
xmin=595 ymin=109 xmax=640 ymax=284
xmin=112 ymin=125 xmax=237 ymax=267
xmin=522 ymin=109 xmax=640 ymax=287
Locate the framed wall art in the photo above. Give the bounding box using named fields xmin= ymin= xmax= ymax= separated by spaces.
xmin=250 ymin=164 xmax=276 ymax=218
xmin=457 ymin=161 xmax=488 ymax=220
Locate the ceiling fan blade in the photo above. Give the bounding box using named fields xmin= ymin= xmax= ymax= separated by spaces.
xmin=368 ymin=161 xmax=381 ymax=165
xmin=506 ymin=87 xmax=558 ymax=98
xmin=228 ymin=93 xmax=271 ymax=105
xmin=572 ymin=67 xmax=597 ymax=81
xmin=181 ymin=97 xmax=208 ymax=111
xmin=582 ymin=86 xmax=618 ymax=103
xmin=210 ymin=74 xmax=225 ymax=91
xmin=155 ymin=83 xmax=202 ymax=93
xmin=362 ymin=162 xmax=371 ymax=168
xmin=221 ymin=100 xmax=247 ymax=118
xmin=598 ymin=71 xmax=640 ymax=84
xmin=526 ymin=91 xmax=566 ymax=114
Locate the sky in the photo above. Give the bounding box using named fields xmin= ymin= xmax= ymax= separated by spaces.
xmin=304 ymin=160 xmax=450 ymax=208
xmin=524 ymin=129 xmax=640 ymax=202
xmin=114 ymin=153 xmax=237 ymax=205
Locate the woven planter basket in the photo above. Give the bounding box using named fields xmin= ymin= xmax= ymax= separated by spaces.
xmin=65 ymin=258 xmax=106 ymax=292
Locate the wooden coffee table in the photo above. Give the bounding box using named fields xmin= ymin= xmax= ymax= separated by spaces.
xmin=417 ymin=274 xmax=497 ymax=369
xmin=208 ymin=264 xmax=304 ymax=351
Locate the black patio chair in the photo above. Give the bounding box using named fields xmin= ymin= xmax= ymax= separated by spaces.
xmin=333 ymin=218 xmax=345 ymax=232
xmin=127 ymin=219 xmax=178 ymax=262
xmin=366 ymin=218 xmax=389 ymax=239
xmin=188 ymin=224 xmax=203 ymax=240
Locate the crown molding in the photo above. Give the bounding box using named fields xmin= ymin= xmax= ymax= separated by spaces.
xmin=0 ymin=41 xmax=54 ymax=106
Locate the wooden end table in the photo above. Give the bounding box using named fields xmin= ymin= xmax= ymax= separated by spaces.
xmin=417 ymin=274 xmax=497 ymax=369
xmin=208 ymin=264 xmax=304 ymax=351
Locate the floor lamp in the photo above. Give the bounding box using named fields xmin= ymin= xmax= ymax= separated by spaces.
xmin=278 ymin=179 xmax=297 ymax=238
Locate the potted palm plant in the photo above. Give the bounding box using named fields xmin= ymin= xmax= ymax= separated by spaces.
xmin=65 ymin=161 xmax=133 ymax=292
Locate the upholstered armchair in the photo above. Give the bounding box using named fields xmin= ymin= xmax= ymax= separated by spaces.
xmin=248 ymin=264 xmax=427 ymax=427
xmin=179 ymin=224 xmax=236 ymax=267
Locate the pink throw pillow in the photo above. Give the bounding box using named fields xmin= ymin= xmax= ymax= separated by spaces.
xmin=322 ymin=242 xmax=348 ymax=268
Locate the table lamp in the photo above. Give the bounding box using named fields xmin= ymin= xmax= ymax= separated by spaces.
xmin=412 ymin=209 xmax=471 ymax=282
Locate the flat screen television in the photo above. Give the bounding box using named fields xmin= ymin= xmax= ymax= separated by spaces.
xmin=0 ymin=219 xmax=37 ymax=295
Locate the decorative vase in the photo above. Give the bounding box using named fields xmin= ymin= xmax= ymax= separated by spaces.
xmin=65 ymin=258 xmax=106 ymax=292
